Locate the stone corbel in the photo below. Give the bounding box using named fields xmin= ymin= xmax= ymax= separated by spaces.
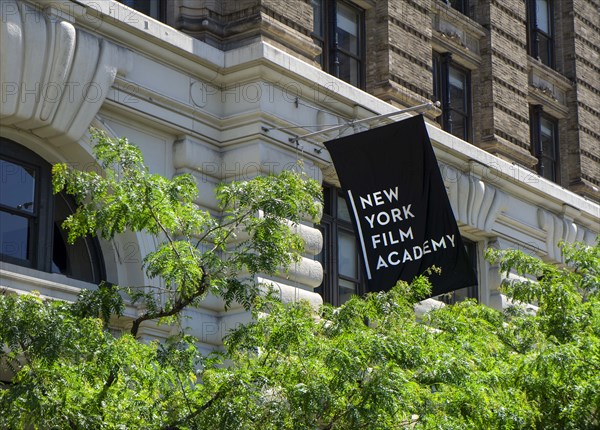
xmin=445 ymin=164 xmax=507 ymax=234
xmin=537 ymin=208 xmax=593 ymax=262
xmin=0 ymin=0 xmax=132 ymax=144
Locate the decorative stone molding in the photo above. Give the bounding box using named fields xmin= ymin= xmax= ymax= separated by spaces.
xmin=0 ymin=0 xmax=131 ymax=145
xmin=445 ymin=165 xmax=507 ymax=234
xmin=479 ymin=136 xmax=539 ymax=170
xmin=528 ymin=58 xmax=572 ymax=110
xmin=176 ymin=2 xmax=319 ymax=63
xmin=431 ymin=1 xmax=485 ymax=68
xmin=414 ymin=298 xmax=445 ymax=320
xmin=256 ymin=277 xmax=324 ymax=308
xmin=537 ymin=208 xmax=595 ymax=262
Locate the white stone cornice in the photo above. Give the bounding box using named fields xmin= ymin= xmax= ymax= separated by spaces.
xmin=0 ymin=0 xmax=131 ymax=144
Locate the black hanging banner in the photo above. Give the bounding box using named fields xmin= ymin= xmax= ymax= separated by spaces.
xmin=324 ymin=115 xmax=477 ymax=296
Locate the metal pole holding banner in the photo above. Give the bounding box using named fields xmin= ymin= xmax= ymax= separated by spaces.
xmin=289 ymin=101 xmax=439 ymax=145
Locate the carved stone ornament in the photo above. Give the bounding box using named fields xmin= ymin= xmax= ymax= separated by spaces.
xmin=0 ymin=0 xmax=131 ymax=144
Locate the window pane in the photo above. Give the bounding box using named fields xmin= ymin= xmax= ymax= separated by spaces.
xmin=536 ymin=0 xmax=550 ymax=33
xmin=336 ymin=3 xmax=359 ymax=55
xmin=337 ymin=195 xmax=351 ymax=222
xmin=337 ymin=53 xmax=360 ymax=87
xmin=338 ymin=278 xmax=357 ymax=304
xmin=312 ymin=0 xmax=324 ymax=37
xmin=53 ymin=193 xmax=102 ymax=283
xmin=449 ymin=67 xmax=467 ymax=111
xmin=151 ymin=1 xmax=160 ymax=19
xmin=450 ymin=110 xmax=468 ymax=141
xmin=0 ymin=211 xmax=29 ymax=260
xmin=338 ymin=230 xmax=357 ymax=278
xmin=449 ymin=67 xmax=465 ymax=91
xmin=541 ymin=157 xmax=556 ymax=181
xmin=121 ymin=0 xmax=160 ymax=19
xmin=432 ymin=55 xmax=441 ymax=102
xmin=540 ymin=119 xmax=555 ymax=159
xmin=0 ymin=159 xmax=35 ymax=213
xmin=541 ymin=138 xmax=555 ymax=159
xmin=538 ymin=114 xmax=557 ymax=181
xmin=449 ymin=0 xmax=468 ymax=14
xmin=537 ymin=33 xmax=552 ymax=65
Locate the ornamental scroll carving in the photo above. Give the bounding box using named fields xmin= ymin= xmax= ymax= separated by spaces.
xmin=0 ymin=0 xmax=131 ymax=144
xmin=444 ymin=165 xmax=507 ymax=234
xmin=537 ymin=209 xmax=595 ymax=262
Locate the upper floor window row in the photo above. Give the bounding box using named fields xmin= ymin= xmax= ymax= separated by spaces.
xmin=119 ymin=0 xmax=366 ymax=89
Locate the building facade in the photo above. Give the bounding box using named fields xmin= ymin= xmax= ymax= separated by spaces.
xmin=1 ymin=0 xmax=598 ymax=351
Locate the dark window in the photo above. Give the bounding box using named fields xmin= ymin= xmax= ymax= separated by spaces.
xmin=433 ymin=52 xmax=472 ymax=142
xmin=530 ymin=106 xmax=559 ymax=182
xmin=119 ymin=0 xmax=165 ymax=21
xmin=316 ymin=184 xmax=365 ymax=306
xmin=527 ymin=0 xmax=554 ymax=67
xmin=443 ymin=0 xmax=469 ymax=15
xmin=0 ymin=138 xmax=105 ymax=283
xmin=312 ymin=0 xmax=365 ymax=88
xmin=439 ymin=239 xmax=478 ymax=304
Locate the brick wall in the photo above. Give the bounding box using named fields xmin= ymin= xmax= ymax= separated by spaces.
xmin=175 ymin=0 xmax=318 ymax=62
xmin=478 ymin=0 xmax=537 ymax=166
xmin=556 ymin=0 xmax=600 ymax=200
xmin=171 ymin=0 xmax=599 ymax=201
xmin=370 ymin=0 xmax=434 ymax=108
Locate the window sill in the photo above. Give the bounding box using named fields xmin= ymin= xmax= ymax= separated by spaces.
xmin=0 ymin=261 xmax=97 ymax=302
xmin=528 ymin=57 xmax=572 ymax=118
xmin=431 ymin=1 xmax=486 ymax=66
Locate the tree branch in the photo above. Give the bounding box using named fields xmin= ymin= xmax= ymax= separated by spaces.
xmin=130 ymin=271 xmax=210 ymax=338
xmin=97 ymin=366 xmax=119 ymax=408
xmin=161 ymin=381 xmax=238 ymax=430
xmin=196 ymin=208 xmax=254 ymax=252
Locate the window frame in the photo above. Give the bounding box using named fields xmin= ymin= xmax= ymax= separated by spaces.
xmin=439 ymin=239 xmax=479 ymax=304
xmin=119 ymin=0 xmax=166 ymax=21
xmin=312 ymin=0 xmax=366 ymax=89
xmin=527 ymin=0 xmax=554 ymax=68
xmin=444 ymin=0 xmax=469 ymax=16
xmin=0 ymin=138 xmax=106 ymax=283
xmin=316 ymin=184 xmax=365 ymax=306
xmin=530 ymin=105 xmax=559 ymax=182
xmin=0 ymin=141 xmax=53 ymax=270
xmin=433 ymin=52 xmax=472 ymax=142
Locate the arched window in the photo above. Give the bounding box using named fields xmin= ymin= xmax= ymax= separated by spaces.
xmin=0 ymin=138 xmax=105 ymax=284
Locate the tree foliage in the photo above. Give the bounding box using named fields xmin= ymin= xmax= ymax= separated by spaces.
xmin=2 ymin=241 xmax=598 ymax=429
xmin=1 ymin=131 xmax=598 ymax=429
xmin=51 ymin=129 xmax=322 ymax=334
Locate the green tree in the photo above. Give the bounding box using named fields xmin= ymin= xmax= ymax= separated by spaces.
xmin=51 ymin=129 xmax=322 ymax=335
xmin=190 ymin=241 xmax=599 ymax=429
xmin=1 ymin=131 xmax=598 ymax=429
xmin=1 ymin=129 xmax=321 ymax=429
